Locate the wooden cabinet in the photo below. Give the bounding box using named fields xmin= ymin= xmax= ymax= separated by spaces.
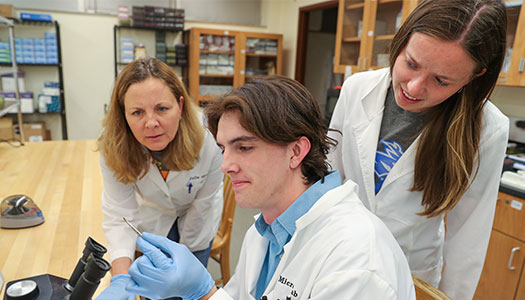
xmin=333 ymin=0 xmax=418 ymax=74
xmin=498 ymin=1 xmax=525 ymax=86
xmin=187 ymin=27 xmax=282 ymax=106
xmin=238 ymin=32 xmax=283 ymax=86
xmin=334 ymin=0 xmax=525 ymax=86
xmin=474 ymin=192 xmax=525 ymax=300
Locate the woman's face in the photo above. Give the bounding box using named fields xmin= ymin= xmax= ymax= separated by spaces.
xmin=392 ymin=33 xmax=478 ymax=112
xmin=124 ymin=77 xmax=184 ymax=151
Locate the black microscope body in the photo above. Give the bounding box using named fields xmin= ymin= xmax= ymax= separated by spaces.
xmin=3 ymin=237 xmax=111 ymax=300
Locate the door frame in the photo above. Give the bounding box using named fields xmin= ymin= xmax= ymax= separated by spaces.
xmin=294 ymin=0 xmax=338 ymax=84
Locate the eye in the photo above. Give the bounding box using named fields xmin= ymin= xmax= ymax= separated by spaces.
xmin=157 ymin=106 xmax=169 ymax=112
xmin=436 ymin=77 xmax=449 ymax=87
xmin=239 ymin=146 xmax=252 ymax=152
xmin=405 ymin=59 xmax=416 ymax=69
xmin=131 ymin=110 xmax=143 ymax=116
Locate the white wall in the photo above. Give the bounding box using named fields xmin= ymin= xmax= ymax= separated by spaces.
xmin=491 ymin=85 xmax=525 ymax=119
xmin=55 ymin=12 xmax=117 ymax=140
xmin=264 ymin=0 xmax=328 ymax=77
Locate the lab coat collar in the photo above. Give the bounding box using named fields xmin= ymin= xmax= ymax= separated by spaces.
xmin=359 ymin=68 xmax=392 ymax=122
xmin=143 ymin=154 xmax=171 ymax=196
xmin=294 ymin=179 xmax=358 ymax=230
xmin=264 ymin=180 xmax=360 ymax=295
xmin=351 ymin=68 xmax=421 ymax=208
xmin=351 ymin=68 xmax=391 ymax=210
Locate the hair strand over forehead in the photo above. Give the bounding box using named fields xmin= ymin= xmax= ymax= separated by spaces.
xmin=205 ymin=76 xmax=339 ymax=185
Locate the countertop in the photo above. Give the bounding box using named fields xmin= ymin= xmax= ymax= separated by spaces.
xmin=0 ymin=140 xmax=110 ymax=298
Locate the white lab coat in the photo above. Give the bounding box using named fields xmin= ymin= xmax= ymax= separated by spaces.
xmin=211 ymin=180 xmax=416 ymax=300
xmin=101 ymin=129 xmax=223 ymax=262
xmin=328 ymin=68 xmax=509 ymax=300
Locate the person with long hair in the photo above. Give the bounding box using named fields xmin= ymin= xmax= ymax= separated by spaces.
xmin=328 ymin=0 xmax=509 ymax=299
xmin=96 ymin=57 xmax=223 ymax=300
xmin=110 ymin=76 xmax=415 ymax=300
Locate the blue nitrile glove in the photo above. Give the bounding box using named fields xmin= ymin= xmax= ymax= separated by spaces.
xmin=125 ymin=232 xmax=215 ymax=300
xmin=95 ymin=274 xmax=136 ymax=300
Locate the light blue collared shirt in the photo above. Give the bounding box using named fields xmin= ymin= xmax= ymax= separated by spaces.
xmin=254 ymin=171 xmax=340 ymax=300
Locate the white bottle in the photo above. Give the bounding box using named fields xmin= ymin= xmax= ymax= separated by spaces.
xmin=38 ymin=94 xmax=47 ymax=113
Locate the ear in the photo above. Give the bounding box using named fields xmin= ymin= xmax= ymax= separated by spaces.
xmin=179 ymin=96 xmax=185 ymax=112
xmin=474 ymin=67 xmax=487 ymax=78
xmin=289 ymin=136 xmax=311 ymax=169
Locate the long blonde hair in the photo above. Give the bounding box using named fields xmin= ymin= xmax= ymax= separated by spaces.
xmin=98 ymin=57 xmax=204 ymax=184
xmin=389 ymin=0 xmax=506 ymax=217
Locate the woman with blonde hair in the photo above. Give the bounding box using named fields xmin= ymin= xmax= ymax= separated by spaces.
xmin=328 ymin=0 xmax=509 ymax=299
xmin=96 ymin=57 xmax=223 ymax=300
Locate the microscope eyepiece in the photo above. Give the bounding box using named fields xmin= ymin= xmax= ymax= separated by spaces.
xmin=64 ymin=237 xmax=108 ymax=292
xmin=68 ymin=253 xmax=111 ymax=300
xmin=84 ymin=237 xmax=107 ymax=258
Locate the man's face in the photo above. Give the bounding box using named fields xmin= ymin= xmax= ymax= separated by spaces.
xmin=216 ymin=111 xmax=293 ymax=216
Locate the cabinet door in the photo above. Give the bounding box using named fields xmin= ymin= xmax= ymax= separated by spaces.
xmin=366 ymin=0 xmax=403 ymax=69
xmin=498 ymin=1 xmax=524 ymax=86
xmin=334 ymin=0 xmax=368 ymax=73
xmin=516 ymin=273 xmax=525 ymax=300
xmin=493 ymin=192 xmax=525 ymax=242
xmin=474 ymin=230 xmax=525 ymax=300
xmin=240 ymin=32 xmax=283 ymax=85
xmin=366 ymin=0 xmax=419 ymax=70
xmin=334 ymin=0 xmax=419 ymax=74
xmin=188 ymin=28 xmax=237 ymax=105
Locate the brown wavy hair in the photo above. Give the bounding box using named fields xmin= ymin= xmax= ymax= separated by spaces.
xmin=389 ymin=0 xmax=506 ymax=217
xmin=205 ymin=76 xmax=337 ymax=185
xmin=97 ymin=57 xmax=204 ymax=184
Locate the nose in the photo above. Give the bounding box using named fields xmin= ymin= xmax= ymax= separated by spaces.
xmin=220 ymin=149 xmax=239 ymax=175
xmin=145 ymin=113 xmax=159 ymax=129
xmin=406 ymin=75 xmax=426 ymax=97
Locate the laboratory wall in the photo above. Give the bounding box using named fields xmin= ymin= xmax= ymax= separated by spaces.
xmin=15 ymin=8 xmax=271 ymax=140
xmin=13 ymin=0 xmax=525 ymax=139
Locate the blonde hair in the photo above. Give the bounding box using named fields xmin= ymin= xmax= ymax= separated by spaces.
xmin=97 ymin=57 xmax=204 ymax=184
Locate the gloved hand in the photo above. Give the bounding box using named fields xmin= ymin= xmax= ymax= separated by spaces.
xmin=125 ymin=232 xmax=215 ymax=300
xmin=95 ymin=274 xmax=136 ymax=300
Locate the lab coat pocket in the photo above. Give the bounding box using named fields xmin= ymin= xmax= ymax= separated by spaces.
xmin=266 ymin=275 xmax=301 ymax=300
xmin=184 ymin=175 xmax=206 ymax=195
xmin=173 ymin=174 xmax=207 ymax=205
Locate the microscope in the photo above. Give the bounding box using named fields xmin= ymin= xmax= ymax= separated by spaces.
xmin=3 ymin=237 xmax=110 ymax=300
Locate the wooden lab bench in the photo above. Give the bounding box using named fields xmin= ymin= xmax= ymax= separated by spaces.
xmin=0 ymin=140 xmax=111 ymax=298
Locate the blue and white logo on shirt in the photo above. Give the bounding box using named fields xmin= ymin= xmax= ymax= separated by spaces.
xmin=375 ymin=139 xmax=404 ymax=193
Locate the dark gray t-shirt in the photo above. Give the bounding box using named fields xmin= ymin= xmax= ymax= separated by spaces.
xmin=374 ymin=86 xmax=426 ymax=194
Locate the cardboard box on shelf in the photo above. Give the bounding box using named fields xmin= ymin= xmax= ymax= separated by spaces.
xmin=14 ymin=122 xmax=49 ymax=142
xmin=0 ymin=4 xmax=13 ymax=18
xmin=0 ymin=117 xmax=13 ymax=140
